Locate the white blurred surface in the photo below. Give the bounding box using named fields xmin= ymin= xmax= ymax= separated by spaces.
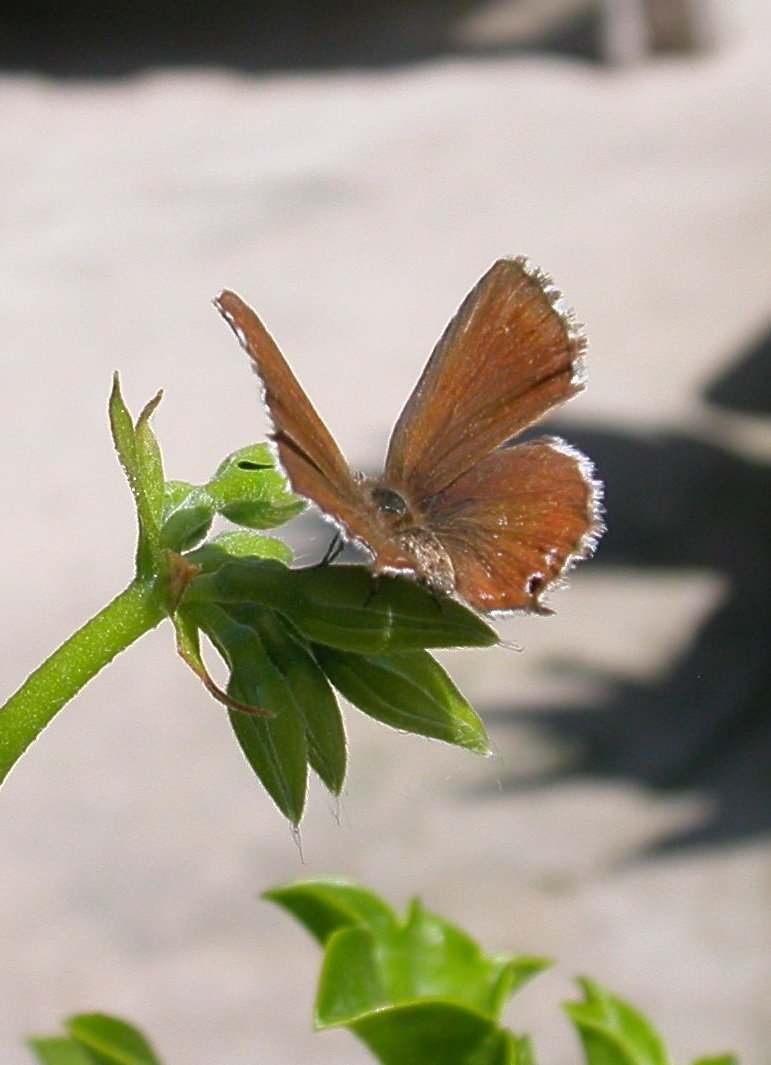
xmin=1 ymin=1 xmax=770 ymax=1062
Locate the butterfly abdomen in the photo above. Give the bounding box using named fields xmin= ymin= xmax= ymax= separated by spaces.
xmin=391 ymin=529 xmax=456 ymax=595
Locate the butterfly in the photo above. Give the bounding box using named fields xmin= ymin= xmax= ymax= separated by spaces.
xmin=215 ymin=257 xmax=603 ymax=614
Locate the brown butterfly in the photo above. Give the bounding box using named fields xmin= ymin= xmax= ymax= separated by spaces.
xmin=215 ymin=257 xmax=603 ymax=614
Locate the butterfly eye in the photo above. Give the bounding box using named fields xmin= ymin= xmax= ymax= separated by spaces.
xmin=370 ymin=485 xmax=408 ymax=516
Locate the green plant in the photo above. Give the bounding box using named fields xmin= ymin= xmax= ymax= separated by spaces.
xmin=0 ymin=378 xmax=492 ymax=824
xmin=1 ymin=378 xmax=739 ymax=1065
xmin=27 ymin=882 xmax=737 ymax=1065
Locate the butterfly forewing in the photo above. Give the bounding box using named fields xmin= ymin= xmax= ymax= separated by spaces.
xmin=424 ymin=439 xmax=602 ymax=612
xmin=215 ymin=290 xmax=393 ymax=554
xmin=385 ymin=258 xmax=586 ymax=501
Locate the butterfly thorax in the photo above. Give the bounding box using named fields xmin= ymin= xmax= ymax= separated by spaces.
xmin=366 ymin=479 xmax=455 ymax=595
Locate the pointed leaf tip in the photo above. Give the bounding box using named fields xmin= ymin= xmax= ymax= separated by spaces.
xmin=315 ymin=646 xmax=489 ymax=753
xmin=66 ymin=1012 xmax=164 ymax=1064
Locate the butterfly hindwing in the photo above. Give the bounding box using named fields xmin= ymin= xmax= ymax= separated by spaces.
xmin=424 ymin=438 xmax=603 ymax=612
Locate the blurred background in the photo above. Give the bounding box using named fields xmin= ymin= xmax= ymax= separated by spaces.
xmin=1 ymin=1 xmax=769 ymax=1062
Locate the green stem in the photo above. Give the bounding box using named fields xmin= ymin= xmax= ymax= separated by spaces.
xmin=0 ymin=579 xmax=166 ymax=785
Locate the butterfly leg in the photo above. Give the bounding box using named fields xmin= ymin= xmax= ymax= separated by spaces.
xmin=363 ymin=574 xmax=382 ymax=608
xmin=428 ymin=587 xmax=446 ymax=612
xmin=316 ymin=532 xmax=344 ymax=567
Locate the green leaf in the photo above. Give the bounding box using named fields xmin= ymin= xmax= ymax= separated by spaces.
xmin=134 ymin=392 xmax=166 ymax=529
xmin=188 ymin=530 xmax=294 ymax=568
xmin=349 ymin=1000 xmax=515 ymax=1065
xmin=267 ymin=880 xmax=546 ymax=1025
xmin=266 ymin=880 xmax=551 ymax=1064
xmin=186 ymin=560 xmax=498 ymax=652
xmin=264 ymin=879 xmax=398 ymax=945
xmin=230 ymin=605 xmax=347 ymax=794
xmin=314 ymin=645 xmax=489 ymax=753
xmin=27 ymin=1037 xmax=93 ymax=1065
xmin=566 ymin=983 xmax=739 ymax=1065
xmin=206 ymin=443 xmax=305 ymax=529
xmin=66 ymin=1013 xmax=163 ymax=1064
xmin=108 ymin=372 xmax=140 ymax=487
xmin=364 ymin=897 xmax=544 ymax=1018
xmin=564 ymin=979 xmax=670 ymax=1065
xmin=160 ymin=481 xmax=215 ymax=551
xmin=316 ymin=923 xmax=385 ymax=1023
xmin=511 ymin=1034 xmax=539 ymax=1065
xmin=227 ymin=698 xmax=307 ymax=827
xmin=194 ymin=602 xmax=309 ymax=824
xmin=107 ymin=374 xmax=162 ymax=576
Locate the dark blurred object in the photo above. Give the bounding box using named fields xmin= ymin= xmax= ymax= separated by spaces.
xmin=0 ymin=0 xmax=599 ymax=76
xmin=490 ymin=335 xmax=771 ymax=855
xmin=704 ymin=322 xmax=771 ymax=415
xmin=0 ymin=0 xmax=714 ymax=77
xmin=463 ymin=0 xmax=714 ymax=64
xmin=601 ymin=0 xmax=715 ymax=63
xmin=638 ymin=0 xmax=712 ymax=52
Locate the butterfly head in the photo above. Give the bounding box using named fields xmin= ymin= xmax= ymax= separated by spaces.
xmin=369 ymin=482 xmax=409 ymax=517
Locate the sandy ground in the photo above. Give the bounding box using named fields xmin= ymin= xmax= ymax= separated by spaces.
xmin=1 ymin=1 xmax=770 ymax=1062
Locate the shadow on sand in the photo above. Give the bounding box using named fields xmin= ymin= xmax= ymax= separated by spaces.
xmin=0 ymin=0 xmax=604 ymax=77
xmin=488 ymin=326 xmax=771 ymax=855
